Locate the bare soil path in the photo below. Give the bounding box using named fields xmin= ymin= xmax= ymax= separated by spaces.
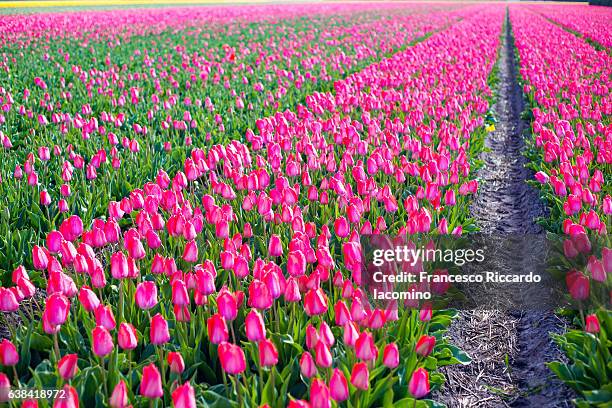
xmin=436 ymin=11 xmax=574 ymax=408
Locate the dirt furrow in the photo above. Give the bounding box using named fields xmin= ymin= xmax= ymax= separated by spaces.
xmin=437 ymin=10 xmax=574 ymax=408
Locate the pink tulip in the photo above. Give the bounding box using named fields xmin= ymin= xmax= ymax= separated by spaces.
xmin=245 ymin=309 xmax=266 ymax=342
xmin=585 ymin=314 xmax=600 ymax=333
xmin=118 ymin=323 xmax=138 ymax=350
xmin=350 ymin=362 xmax=369 ymax=390
xmin=258 ymin=338 xmax=279 ymax=367
xmin=150 ymin=313 xmax=170 ymax=345
xmin=168 ymin=351 xmax=185 ymax=374
xmin=299 ymin=352 xmax=317 ymax=378
xmin=218 ymin=342 xmax=246 ymax=375
xmin=207 ymin=313 xmax=229 ymax=344
xmin=140 ymin=364 xmax=163 ymax=399
xmin=109 ymin=380 xmax=129 ymax=408
xmin=310 ymin=378 xmax=331 ymax=408
xmin=92 ymin=326 xmax=114 ymax=357
xmin=408 ymin=368 xmax=430 ymax=398
xmin=383 ymin=342 xmax=400 ymax=368
xmin=183 ymin=240 xmax=198 ymax=262
xmin=172 ymin=382 xmax=196 ymax=408
xmin=355 ymin=331 xmax=377 ymax=361
xmin=57 ymin=354 xmax=78 ymax=380
xmin=135 ymin=281 xmax=158 ymax=310
xmin=304 ymin=288 xmax=328 ymax=316
xmin=0 ymin=339 xmax=19 ymax=366
xmin=268 ymin=234 xmax=283 ymax=257
xmin=0 ymin=288 xmax=19 ymax=312
xmin=415 ymin=335 xmax=436 ymax=357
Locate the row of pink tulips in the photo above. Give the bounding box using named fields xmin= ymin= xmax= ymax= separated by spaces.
xmin=2 ymin=5 xmax=506 ymax=407
xmin=510 ymin=6 xmax=611 ymax=405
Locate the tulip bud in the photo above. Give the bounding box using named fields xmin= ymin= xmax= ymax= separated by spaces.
xmin=408 ymin=368 xmax=430 ymax=398
xmin=314 ymin=341 xmax=332 ymax=368
xmin=310 ymin=378 xmax=331 ymax=408
xmin=350 ymin=362 xmax=369 ymax=390
xmin=383 ymin=342 xmax=400 ymax=368
xmin=415 ymin=335 xmax=436 ymax=357
xmin=167 ymin=351 xmax=185 ymax=374
xmin=566 ymin=270 xmax=590 ymax=301
xmin=299 ymin=352 xmax=316 ymax=378
xmin=57 ymin=354 xmax=78 ymax=380
xmin=0 ymin=288 xmax=19 ymax=312
xmin=109 ymin=380 xmax=129 ymax=408
xmin=118 ymin=323 xmax=138 ymax=350
xmin=207 ymin=314 xmax=229 ymax=344
xmin=0 ymin=339 xmax=19 ymax=366
xmin=258 ymin=338 xmax=279 ymax=367
xmin=172 ymin=382 xmax=196 ymax=408
xmin=304 ymin=288 xmax=328 ymax=316
xmin=92 ymin=326 xmax=114 ymax=357
xmin=585 ymin=314 xmax=600 ymax=333
xmin=140 ymin=364 xmax=163 ymax=399
xmin=150 ymin=313 xmax=170 ymax=345
xmin=218 ymin=342 xmax=246 ymax=375
xmin=355 ymin=331 xmax=377 ymax=361
xmin=329 ymin=368 xmax=349 ymax=402
xmin=268 ymin=234 xmax=283 ymax=257
xmin=245 ymin=309 xmax=266 ymax=342
xmin=135 ymin=281 xmax=158 ymax=310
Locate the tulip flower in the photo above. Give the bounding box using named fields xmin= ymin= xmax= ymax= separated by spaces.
xmin=310 ymin=378 xmax=331 ymax=408
xmin=168 ymin=351 xmax=185 ymax=374
xmin=585 ymin=314 xmax=600 ymax=333
xmin=415 ymin=335 xmax=436 ymax=357
xmin=140 ymin=364 xmax=163 ymax=399
xmin=207 ymin=313 xmax=229 ymax=344
xmin=329 ymin=368 xmax=349 ymax=402
xmin=245 ymin=309 xmax=266 ymax=342
xmin=172 ymin=382 xmax=196 ymax=408
xmin=248 ymin=279 xmax=273 ymax=310
xmin=183 ymin=240 xmax=198 ymax=263
xmin=0 ymin=372 xmax=8 ymax=403
xmin=57 ymin=354 xmax=78 ymax=380
xmin=268 ymin=234 xmax=283 ymax=257
xmin=566 ymin=270 xmax=590 ymax=301
xmin=0 ymin=288 xmax=19 ymax=312
xmin=314 ymin=341 xmax=332 ymax=368
xmin=0 ymin=339 xmax=19 ymax=366
xmin=218 ymin=342 xmax=246 ymax=375
xmin=408 ymin=368 xmax=430 ymax=398
xmin=78 ymin=286 xmax=100 ymax=312
xmin=299 ymin=352 xmax=317 ymax=378
xmin=53 ymin=385 xmax=79 ymax=408
xmin=92 ymin=326 xmax=114 ymax=357
xmin=150 ymin=313 xmax=171 ymax=345
xmin=304 ymin=288 xmax=328 ymax=316
xmin=172 ymin=279 xmax=190 ymax=306
xmin=109 ymin=380 xmax=129 ymax=408
xmin=350 ymin=362 xmax=369 ymax=390
xmin=217 ymin=288 xmax=238 ymax=320
xmin=355 ymin=331 xmax=377 ymax=361
xmin=587 ymin=256 xmax=606 ymax=283
xmin=94 ymin=304 xmax=116 ymax=330
xmin=419 ymin=304 xmax=432 ymax=322
xmin=32 ymin=245 xmax=49 ymax=270
xmin=135 ymin=281 xmax=158 ymax=310
xmin=44 ymin=293 xmax=70 ymax=326
xmin=258 ymin=338 xmax=279 ymax=367
xmin=383 ymin=342 xmax=400 ymax=368
xmin=118 ymin=322 xmax=138 ymax=350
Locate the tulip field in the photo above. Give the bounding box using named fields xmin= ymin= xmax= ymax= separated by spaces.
xmin=0 ymin=2 xmax=609 ymax=408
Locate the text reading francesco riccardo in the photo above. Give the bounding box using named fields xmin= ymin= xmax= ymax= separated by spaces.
xmin=369 ymin=246 xmax=542 ymax=301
